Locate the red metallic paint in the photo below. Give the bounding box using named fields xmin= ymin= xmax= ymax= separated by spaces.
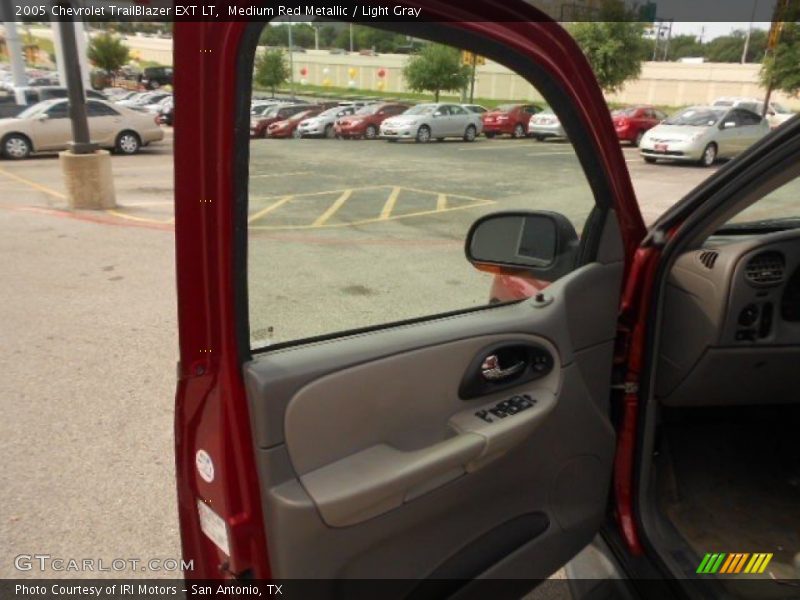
xmin=173 ymin=2 xmax=648 ymax=579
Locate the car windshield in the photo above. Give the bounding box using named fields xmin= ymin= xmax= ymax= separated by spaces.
xmin=16 ymin=102 xmax=54 ymax=119
xmin=320 ymin=106 xmax=345 ymax=117
xmin=771 ymin=102 xmax=791 ymax=114
xmin=713 ymin=100 xmax=734 ymax=107
xmin=664 ymin=108 xmax=724 ymax=126
xmin=291 ymin=110 xmax=315 ymax=121
xmin=404 ymin=105 xmax=436 ymax=115
xmin=355 ymin=104 xmax=381 ymax=115
xmin=612 ymin=107 xmax=639 ymax=116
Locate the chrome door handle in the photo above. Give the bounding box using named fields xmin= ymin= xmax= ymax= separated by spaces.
xmin=481 ymin=355 xmax=526 ymax=381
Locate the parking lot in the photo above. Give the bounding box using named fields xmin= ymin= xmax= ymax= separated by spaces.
xmin=0 ymin=130 xmax=718 ymax=578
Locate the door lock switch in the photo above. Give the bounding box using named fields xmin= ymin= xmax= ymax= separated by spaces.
xmin=476 ymin=394 xmax=538 ymax=422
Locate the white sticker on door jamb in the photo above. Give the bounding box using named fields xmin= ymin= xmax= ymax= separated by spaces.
xmin=197 ymin=499 xmax=230 ymax=556
xmin=195 ymin=449 xmax=215 ymax=483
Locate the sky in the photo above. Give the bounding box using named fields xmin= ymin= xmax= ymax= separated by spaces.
xmin=671 ymin=22 xmax=770 ymax=41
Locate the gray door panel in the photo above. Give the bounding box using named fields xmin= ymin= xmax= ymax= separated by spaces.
xmin=244 ymin=252 xmax=623 ymax=580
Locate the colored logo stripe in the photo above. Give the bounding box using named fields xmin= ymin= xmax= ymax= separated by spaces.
xmin=698 ymin=553 xmax=773 ymax=575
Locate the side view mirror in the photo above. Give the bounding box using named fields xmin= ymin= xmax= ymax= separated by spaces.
xmin=722 ymin=121 xmax=736 ymax=129
xmin=465 ymin=211 xmax=579 ymax=281
xmin=433 ymin=111 xmax=443 ymax=117
xmin=37 ymin=114 xmax=49 ymax=121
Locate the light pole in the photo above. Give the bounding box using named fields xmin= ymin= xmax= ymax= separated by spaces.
xmin=57 ymin=6 xmax=96 ymax=154
xmin=741 ymin=0 xmax=758 ymax=63
xmin=287 ymin=18 xmax=295 ymax=99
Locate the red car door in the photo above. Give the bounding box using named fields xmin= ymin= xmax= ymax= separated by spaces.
xmin=173 ymin=2 xmax=646 ymax=588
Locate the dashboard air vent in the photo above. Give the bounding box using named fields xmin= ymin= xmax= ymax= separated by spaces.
xmin=698 ymin=250 xmax=719 ymax=269
xmin=744 ymin=251 xmax=785 ymax=286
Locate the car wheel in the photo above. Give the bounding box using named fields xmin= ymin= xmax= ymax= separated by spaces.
xmin=416 ymin=125 xmax=431 ymax=143
xmin=463 ymin=125 xmax=477 ymax=142
xmin=387 ymin=139 xmax=398 ymax=143
xmin=643 ymin=156 xmax=657 ymax=164
xmin=2 ymin=134 xmax=32 ymax=160
xmin=634 ymin=131 xmax=644 ymax=147
xmin=365 ymin=125 xmax=378 ymax=140
xmin=484 ymin=132 xmax=496 ymax=139
xmin=700 ymin=143 xmax=717 ymax=167
xmin=292 ymin=128 xmax=302 ymax=139
xmin=115 ymin=131 xmax=141 ymax=155
xmin=324 ymin=124 xmax=334 ymax=139
xmin=512 ymin=123 xmax=526 ymax=138
xmin=533 ymin=135 xmax=544 ymax=142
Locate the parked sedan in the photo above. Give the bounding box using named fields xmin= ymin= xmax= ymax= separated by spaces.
xmin=267 ymin=108 xmax=323 ymax=139
xmin=297 ymin=105 xmax=355 ymax=138
xmin=0 ymin=98 xmax=164 ymax=159
xmin=528 ymin=107 xmax=566 ymax=140
xmin=116 ymin=91 xmax=170 ymax=109
xmin=334 ymin=102 xmax=410 ymax=139
xmin=639 ymin=106 xmax=770 ymax=167
xmin=482 ymin=103 xmax=542 ymax=138
xmin=379 ymin=103 xmax=482 ymax=143
xmin=250 ymin=104 xmax=311 ymax=138
xmin=612 ymin=105 xmax=666 ymax=146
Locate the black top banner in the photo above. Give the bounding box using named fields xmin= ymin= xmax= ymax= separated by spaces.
xmin=6 ymin=0 xmax=794 ymax=23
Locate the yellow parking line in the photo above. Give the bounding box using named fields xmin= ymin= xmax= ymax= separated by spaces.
xmin=0 ymin=167 xmax=66 ymax=200
xmin=397 ymin=186 xmax=491 ymax=206
xmin=312 ymin=189 xmax=353 ymax=227
xmin=248 ymin=195 xmax=293 ymax=223
xmin=379 ymin=186 xmax=401 ymax=220
xmin=251 ymin=184 xmax=386 ymax=202
xmin=437 ymin=193 xmax=447 ymax=211
xmin=251 ymin=198 xmax=495 ymax=231
xmin=105 ymin=209 xmax=173 ymax=225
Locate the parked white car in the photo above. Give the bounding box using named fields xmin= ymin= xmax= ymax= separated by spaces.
xmin=0 ymin=98 xmax=164 ymax=159
xmin=380 ymin=103 xmax=483 ymax=142
xmin=640 ymin=106 xmax=770 ymax=167
xmin=712 ymin=96 xmax=795 ymax=129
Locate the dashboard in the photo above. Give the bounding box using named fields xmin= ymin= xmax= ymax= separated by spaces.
xmin=656 ymin=229 xmax=800 ymax=406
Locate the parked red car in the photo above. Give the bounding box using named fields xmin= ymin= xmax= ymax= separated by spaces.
xmin=482 ymin=103 xmax=542 ymax=138
xmin=266 ymin=108 xmax=323 ymax=139
xmin=334 ymin=102 xmax=411 ymax=139
xmin=612 ymin=105 xmax=667 ymax=146
xmin=250 ymin=103 xmax=312 ymax=138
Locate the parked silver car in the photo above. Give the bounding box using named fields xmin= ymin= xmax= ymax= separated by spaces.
xmin=379 ymin=103 xmax=483 ymax=143
xmin=640 ymin=106 xmax=770 ymax=167
xmin=297 ymin=105 xmax=356 ymax=138
xmin=528 ymin=107 xmax=566 ymax=140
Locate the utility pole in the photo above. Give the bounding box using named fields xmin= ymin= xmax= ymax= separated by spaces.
xmin=55 ymin=0 xmax=115 ymax=210
xmin=58 ymin=8 xmax=96 ymax=154
xmin=762 ymin=0 xmax=790 ymax=116
xmin=469 ymin=54 xmax=477 ymax=104
xmin=287 ymin=18 xmax=295 ymax=99
xmin=0 ymin=3 xmax=28 ymax=88
xmin=741 ymin=0 xmax=758 ymax=63
xmin=349 ymin=23 xmax=354 ymax=52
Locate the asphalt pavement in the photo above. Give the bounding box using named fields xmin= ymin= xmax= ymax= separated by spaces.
xmin=0 ymin=130 xmax=718 ymax=585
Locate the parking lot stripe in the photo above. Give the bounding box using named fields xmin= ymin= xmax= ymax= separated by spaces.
xmin=0 ymin=168 xmax=66 ymax=200
xmin=248 ymin=195 xmax=293 ymax=224
xmin=524 ymin=152 xmax=576 ymax=157
xmin=312 ymin=189 xmax=353 ymax=227
xmin=250 ymin=171 xmax=312 ymax=179
xmin=105 ymin=209 xmax=173 ymax=225
xmin=437 ymin=193 xmax=447 ymax=211
xmin=379 ymin=187 xmax=402 ymax=220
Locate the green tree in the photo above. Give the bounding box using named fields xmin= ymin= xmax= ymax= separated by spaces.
xmin=570 ymin=13 xmax=648 ymax=93
xmin=403 ymin=44 xmax=469 ymax=101
xmin=571 ymin=21 xmax=648 ymax=92
xmin=259 ymin=23 xmax=316 ymax=49
xmin=705 ymin=29 xmax=766 ymax=63
xmin=664 ymin=34 xmax=704 ymax=61
xmin=761 ymin=22 xmax=800 ymax=97
xmin=86 ymin=32 xmax=129 ymax=81
xmin=254 ymin=49 xmax=289 ymax=97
